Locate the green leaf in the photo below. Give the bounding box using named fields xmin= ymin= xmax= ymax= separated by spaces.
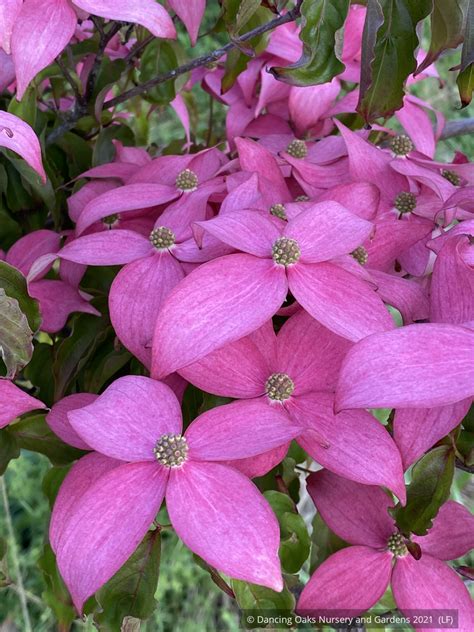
xmin=222 ymin=7 xmax=273 ymax=91
xmin=92 ymin=124 xmax=135 ymax=167
xmin=192 ymin=555 xmax=236 ymax=597
xmin=8 ymin=414 xmax=85 ymax=464
xmin=23 ymin=342 xmax=55 ymax=407
xmin=0 ymin=288 xmax=34 ymax=377
xmin=270 ymin=0 xmax=350 ymax=86
xmin=38 ymin=545 xmax=76 ymax=630
xmin=310 ymin=511 xmax=347 ymax=573
xmin=8 ymin=85 xmax=37 ymax=127
xmin=94 ymin=530 xmax=161 ymax=631
xmin=0 ymin=428 xmax=20 ymax=475
xmin=264 ymin=491 xmax=310 ymax=573
xmin=231 ymin=578 xmax=294 ymax=628
xmin=417 ymin=0 xmax=468 ymax=73
xmin=0 ymin=261 xmax=41 ymax=331
xmin=357 ymin=0 xmax=433 ymax=123
xmin=42 ymin=464 xmax=71 ymax=508
xmin=234 ymin=0 xmax=263 ymax=33
xmin=139 ymin=40 xmax=182 ymax=105
xmin=393 ymin=445 xmax=455 ymax=536
xmin=6 ymin=155 xmax=56 ymax=212
xmin=52 ymin=312 xmax=110 ymax=400
xmin=457 ymin=63 xmax=474 ymax=107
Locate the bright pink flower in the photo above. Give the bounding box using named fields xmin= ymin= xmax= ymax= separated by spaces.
xmin=429 ymin=232 xmax=474 ymax=325
xmin=5 ymin=230 xmax=99 ymax=333
xmin=46 ymin=393 xmax=97 ymax=449
xmin=0 ymin=0 xmax=22 ymax=54
xmin=336 ymin=323 xmax=474 ymax=410
xmin=58 ymin=193 xmax=230 ymax=366
xmin=152 ymin=199 xmax=394 ymax=378
xmin=52 ymin=376 xmax=301 ymax=611
xmin=0 ymin=110 xmax=46 ymax=182
xmin=180 ymin=312 xmax=406 ymax=499
xmin=298 ymin=471 xmax=474 ymax=630
xmin=0 ymin=379 xmax=46 ymax=429
xmin=11 ymin=0 xmax=176 ymax=100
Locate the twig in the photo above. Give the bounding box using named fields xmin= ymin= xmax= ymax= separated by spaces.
xmin=455 ymin=458 xmax=474 ymax=474
xmin=103 ymin=2 xmax=302 ymax=110
xmin=46 ymin=2 xmax=302 ymax=144
xmin=46 ymin=20 xmax=124 ymax=145
xmin=0 ymin=477 xmax=32 ymax=632
xmin=55 ymin=55 xmax=84 ymax=104
xmin=124 ymin=35 xmax=154 ymax=64
xmin=440 ymin=117 xmax=474 ymax=140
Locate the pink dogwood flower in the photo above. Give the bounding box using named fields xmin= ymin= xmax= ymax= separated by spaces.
xmin=152 ymin=198 xmax=394 ymax=378
xmin=336 ymin=323 xmax=474 ymax=410
xmin=180 ymin=311 xmax=406 ymax=500
xmin=51 ymin=375 xmax=302 ymax=611
xmin=298 ymin=471 xmax=474 ymax=630
xmin=0 ymin=379 xmax=46 ymax=429
xmin=0 ymin=110 xmax=45 ymax=181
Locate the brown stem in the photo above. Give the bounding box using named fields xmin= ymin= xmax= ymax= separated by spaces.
xmin=440 ymin=117 xmax=474 ymax=140
xmin=103 ymin=2 xmax=302 ymax=110
xmin=46 ymin=3 xmax=302 ymax=144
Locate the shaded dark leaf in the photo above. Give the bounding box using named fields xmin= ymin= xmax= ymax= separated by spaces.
xmin=357 ymin=0 xmax=433 ymax=123
xmin=393 ymin=445 xmax=455 ymax=536
xmin=270 ymin=0 xmax=350 ymax=86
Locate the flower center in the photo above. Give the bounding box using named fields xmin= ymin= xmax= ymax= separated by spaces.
xmin=102 ymin=213 xmax=120 ymax=227
xmin=351 ymin=246 xmax=368 ymax=265
xmin=154 ymin=433 xmax=188 ymax=467
xmin=295 ymin=195 xmax=310 ymax=202
xmin=387 ymin=532 xmax=408 ymax=557
xmin=176 ymin=169 xmax=198 ymax=191
xmin=389 ymin=134 xmax=414 ymax=156
xmin=270 ymin=203 xmax=287 ymax=220
xmin=265 ymin=373 xmax=295 ymax=401
xmin=272 ymin=237 xmax=301 ymax=266
xmin=394 ymin=191 xmax=417 ymax=214
xmin=149 ymin=226 xmax=176 ymax=249
xmin=441 ymin=170 xmax=461 ymax=186
xmin=286 ymin=139 xmax=307 ymax=159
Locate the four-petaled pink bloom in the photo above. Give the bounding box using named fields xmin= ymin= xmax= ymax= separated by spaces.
xmin=298 ymin=470 xmax=474 ymax=630
xmin=179 ymin=311 xmax=406 ymax=500
xmin=152 ymin=200 xmax=394 ymax=378
xmin=52 ymin=375 xmax=303 ymax=611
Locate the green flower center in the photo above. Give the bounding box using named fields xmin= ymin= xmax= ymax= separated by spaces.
xmin=154 ymin=433 xmax=188 ymax=467
xmin=351 ymin=246 xmax=368 ymax=265
xmin=176 ymin=169 xmax=199 ymax=191
xmin=265 ymin=373 xmax=295 ymax=401
xmin=286 ymin=139 xmax=307 ymax=159
xmin=270 ymin=203 xmax=287 ymax=220
xmin=389 ymin=134 xmax=414 ymax=156
xmin=272 ymin=237 xmax=301 ymax=266
xmin=102 ymin=213 xmax=120 ymax=227
xmin=441 ymin=170 xmax=461 ymax=186
xmin=394 ymin=192 xmax=417 ymax=214
xmin=387 ymin=533 xmax=408 ymax=557
xmin=149 ymin=226 xmax=176 ymax=249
